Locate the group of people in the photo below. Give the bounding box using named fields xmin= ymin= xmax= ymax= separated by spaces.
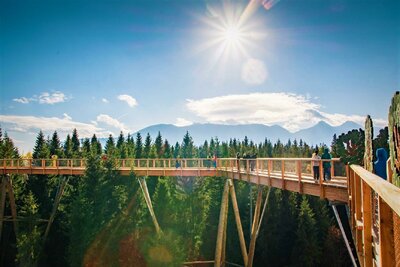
xmin=236 ymin=152 xmax=257 ymax=171
xmin=311 ymin=148 xmax=332 ymax=182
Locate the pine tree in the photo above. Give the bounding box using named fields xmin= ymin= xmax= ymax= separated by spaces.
xmin=82 ymin=138 xmax=91 ymax=157
xmin=90 ymin=134 xmax=102 ymax=155
xmin=71 ymin=128 xmax=80 ymax=156
xmin=173 ymin=142 xmax=180 ymax=158
xmin=163 ymin=140 xmax=171 ymax=158
xmin=116 ymin=131 xmax=127 ymax=158
xmin=49 ymin=131 xmax=63 ymax=157
xmin=291 ymin=196 xmax=320 ymax=266
xmin=1 ymin=133 xmax=19 ymax=158
xmin=33 ymin=130 xmax=50 ymax=159
xmin=64 ymin=134 xmax=73 ymax=158
xmin=143 ymin=133 xmax=152 ymax=158
xmin=154 ymin=131 xmax=163 ymax=158
xmin=135 ymin=133 xmax=143 ymax=158
xmin=181 ymin=131 xmax=194 ymax=158
xmin=104 ymin=134 xmax=116 ymax=156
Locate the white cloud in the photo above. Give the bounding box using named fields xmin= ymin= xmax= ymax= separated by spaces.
xmin=117 ymin=94 xmax=138 ymax=108
xmin=174 ymin=118 xmax=193 ymax=127
xmin=39 ymin=91 xmax=68 ymax=104
xmin=0 ymin=114 xmax=108 ymax=138
xmin=13 ymin=97 xmax=31 ymax=104
xmin=241 ymin=58 xmax=268 ymax=85
xmin=12 ymin=91 xmax=68 ymax=105
xmin=96 ymin=114 xmax=130 ymax=133
xmin=102 ymin=98 xmax=109 ymax=103
xmin=186 ymin=92 xmax=386 ymax=132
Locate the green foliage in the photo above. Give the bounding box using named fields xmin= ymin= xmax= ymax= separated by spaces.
xmin=16 ymin=192 xmax=42 ymax=267
xmin=388 ymin=91 xmax=400 ymax=187
xmin=332 ymin=129 xmax=365 ymax=165
xmin=33 ymin=131 xmax=50 ymax=159
xmin=291 ymin=196 xmax=320 ymax=266
xmin=364 ymin=115 xmax=373 ymax=171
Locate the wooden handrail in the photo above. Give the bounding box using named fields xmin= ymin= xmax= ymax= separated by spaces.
xmin=350 ymin=165 xmax=400 ymax=216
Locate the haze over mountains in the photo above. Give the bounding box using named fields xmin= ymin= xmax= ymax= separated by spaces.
xmin=131 ymin=121 xmax=362 ymax=146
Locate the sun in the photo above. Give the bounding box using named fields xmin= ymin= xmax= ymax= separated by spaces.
xmin=196 ymin=1 xmax=266 ymax=67
xmin=222 ymin=25 xmax=242 ymax=45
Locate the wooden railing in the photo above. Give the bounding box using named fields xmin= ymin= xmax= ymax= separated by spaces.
xmin=0 ymin=157 xmax=345 ymax=176
xmin=347 ymin=164 xmax=400 ymax=267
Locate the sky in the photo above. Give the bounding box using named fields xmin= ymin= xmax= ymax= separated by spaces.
xmin=0 ymin=0 xmax=399 ymax=153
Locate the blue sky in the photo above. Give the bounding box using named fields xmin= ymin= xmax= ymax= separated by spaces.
xmin=0 ymin=0 xmax=399 ymax=152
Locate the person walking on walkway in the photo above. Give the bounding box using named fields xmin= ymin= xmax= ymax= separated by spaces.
xmin=321 ymin=148 xmax=332 ymax=181
xmin=311 ymin=149 xmax=321 ymax=181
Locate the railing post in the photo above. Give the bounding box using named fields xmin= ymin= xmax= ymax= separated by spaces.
xmin=362 ymin=180 xmax=373 ymax=267
xmin=378 ymin=197 xmax=395 ymax=266
xmin=331 ymin=160 xmax=335 ymax=179
xmin=297 ymin=160 xmax=302 ymax=193
xmin=319 ymin=160 xmax=324 ymax=198
xmin=354 ymin=173 xmax=363 ymax=258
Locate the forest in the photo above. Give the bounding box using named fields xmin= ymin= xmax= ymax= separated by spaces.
xmin=0 ymin=126 xmax=389 ymax=267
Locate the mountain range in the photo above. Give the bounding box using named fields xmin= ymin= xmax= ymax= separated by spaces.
xmin=127 ymin=121 xmax=362 ymax=146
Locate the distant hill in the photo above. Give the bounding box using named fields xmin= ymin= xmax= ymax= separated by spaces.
xmin=126 ymin=121 xmax=362 ymax=146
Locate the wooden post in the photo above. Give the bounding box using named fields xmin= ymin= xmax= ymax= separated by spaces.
xmin=331 ymin=160 xmax=335 ymax=179
xmin=43 ymin=177 xmax=69 ymax=243
xmin=0 ymin=176 xmax=6 ymax=241
xmin=6 ymin=176 xmax=18 ymax=237
xmin=297 ymin=160 xmax=302 ymax=193
xmin=228 ymin=179 xmax=248 ymax=266
xmin=378 ymin=197 xmax=395 ymax=266
xmin=354 ymin=173 xmax=363 ymax=257
xmin=222 ymin=187 xmax=229 ymax=267
xmin=362 ymin=180 xmax=372 ymax=267
xmin=247 ymin=186 xmax=263 ymax=267
xmin=319 ymin=161 xmax=324 ymax=198
xmin=138 ymin=177 xmax=162 ymax=234
xmin=214 ymin=180 xmax=230 ymax=267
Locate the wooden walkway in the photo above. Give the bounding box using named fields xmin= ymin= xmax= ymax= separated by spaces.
xmin=1 ymin=157 xmax=400 ymax=266
xmin=0 ymin=157 xmax=348 ymax=202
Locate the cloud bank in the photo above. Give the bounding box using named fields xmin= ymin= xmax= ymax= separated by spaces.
xmin=186 ymin=92 xmax=386 ymax=132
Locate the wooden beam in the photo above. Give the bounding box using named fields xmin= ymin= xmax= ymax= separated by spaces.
xmin=0 ymin=176 xmax=6 ymax=241
xmin=256 ymin=187 xmax=271 ymax=237
xmin=222 ymin=186 xmax=229 ymax=267
xmin=43 ymin=176 xmax=69 ymax=243
xmin=6 ymin=176 xmax=18 ymax=237
xmin=138 ymin=177 xmax=162 ymax=234
xmin=214 ymin=180 xmax=230 ymax=267
xmin=354 ymin=173 xmax=363 ymax=257
xmin=378 ymin=197 xmax=395 ymax=267
xmin=247 ymin=186 xmax=263 ymax=267
xmin=228 ymin=179 xmax=248 ymax=266
xmin=361 ymin=180 xmax=372 ymax=267
xmin=351 ymin=165 xmax=400 ymax=216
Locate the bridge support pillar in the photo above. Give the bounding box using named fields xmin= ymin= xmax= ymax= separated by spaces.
xmin=0 ymin=175 xmax=18 ymax=241
xmin=138 ymin=177 xmax=162 ymax=234
xmin=43 ymin=176 xmax=69 ymax=244
xmin=214 ymin=180 xmax=229 ymax=267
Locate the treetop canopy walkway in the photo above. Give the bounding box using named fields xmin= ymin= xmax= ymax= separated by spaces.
xmin=1 ymin=157 xmax=347 ymax=201
xmin=1 ymin=157 xmax=399 ymax=267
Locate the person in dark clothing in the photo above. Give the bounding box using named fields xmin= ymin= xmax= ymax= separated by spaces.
xmin=374 ymin=148 xmax=388 ymax=180
xmin=321 ymin=148 xmax=332 ymax=181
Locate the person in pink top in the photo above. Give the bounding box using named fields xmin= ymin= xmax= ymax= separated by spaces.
xmin=311 ymin=149 xmax=321 ymax=181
